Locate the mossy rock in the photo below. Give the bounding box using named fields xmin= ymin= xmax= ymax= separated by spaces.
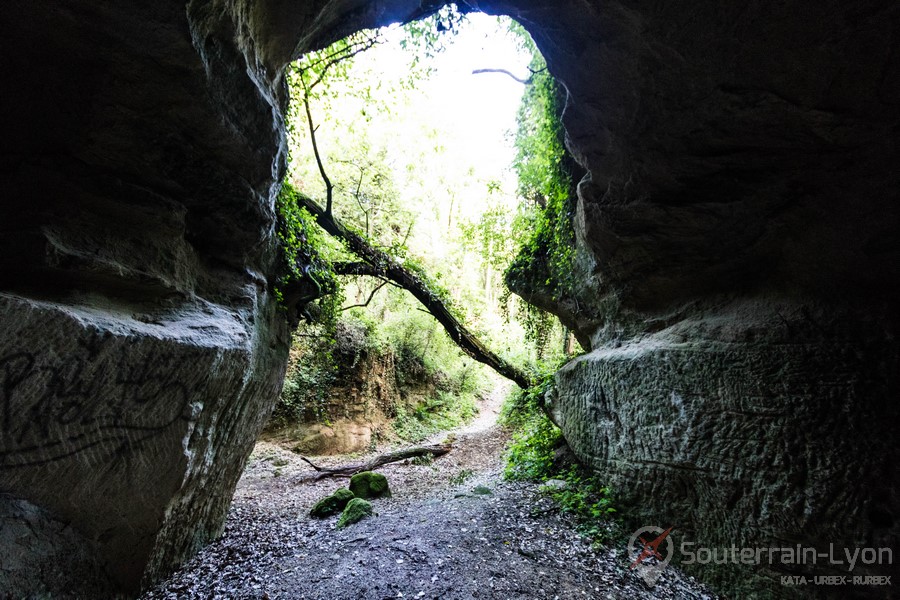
xmin=309 ymin=488 xmax=355 ymax=518
xmin=348 ymin=471 xmax=391 ymax=499
xmin=336 ymin=498 xmax=373 ymax=528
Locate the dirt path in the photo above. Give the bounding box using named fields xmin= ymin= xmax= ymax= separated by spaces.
xmin=142 ymin=389 xmax=718 ymax=599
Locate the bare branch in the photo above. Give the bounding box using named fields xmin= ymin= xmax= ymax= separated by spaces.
xmin=341 ymin=280 xmax=389 ymax=311
xmin=472 ymin=68 xmax=532 ymax=84
xmin=300 ymin=77 xmax=334 ymax=216
xmin=400 ymin=221 xmax=414 ymax=248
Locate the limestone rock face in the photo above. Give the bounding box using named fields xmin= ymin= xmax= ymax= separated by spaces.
xmin=0 ymin=495 xmax=116 ymax=597
xmin=550 ymin=302 xmax=898 ymax=595
xmin=498 ymin=0 xmax=900 ymax=596
xmin=1 ymin=0 xmax=898 ymax=597
xmin=0 ymin=0 xmax=299 ymax=594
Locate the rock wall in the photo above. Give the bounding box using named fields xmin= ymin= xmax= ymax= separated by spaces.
xmin=0 ymin=0 xmax=444 ymax=593
xmin=0 ymin=0 xmax=299 ymax=594
xmin=1 ymin=0 xmax=897 ymax=597
xmin=550 ymin=301 xmax=898 ymax=596
xmin=503 ymin=0 xmax=900 ymax=597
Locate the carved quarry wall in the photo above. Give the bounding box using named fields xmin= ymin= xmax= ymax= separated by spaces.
xmin=0 ymin=1 xmax=300 ymax=594
xmin=525 ymin=1 xmax=900 ymax=597
xmin=1 ymin=0 xmax=898 ymax=597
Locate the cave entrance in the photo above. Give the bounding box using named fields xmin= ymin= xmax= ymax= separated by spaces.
xmin=267 ymin=7 xmax=577 ymax=452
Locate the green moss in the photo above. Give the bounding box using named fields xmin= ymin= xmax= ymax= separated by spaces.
xmin=309 ymin=488 xmax=355 ymax=518
xmin=348 ymin=471 xmax=391 ymax=499
xmin=337 ymin=498 xmax=374 ymax=528
xmin=274 ymin=182 xmax=342 ymax=319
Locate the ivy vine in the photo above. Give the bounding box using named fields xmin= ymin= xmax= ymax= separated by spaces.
xmin=274 ymin=182 xmax=343 ymax=329
xmin=504 ymin=26 xmax=579 ymax=348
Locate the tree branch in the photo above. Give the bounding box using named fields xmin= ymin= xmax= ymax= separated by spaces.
xmin=300 ymin=78 xmax=334 ymax=215
xmin=472 ymin=68 xmax=532 ymax=84
xmin=304 ymin=33 xmax=381 ymax=91
xmin=296 ymin=444 xmax=453 ymax=480
xmin=292 ymin=190 xmax=535 ymax=389
xmin=333 ymin=261 xmax=381 ymax=277
xmin=342 ymin=280 xmax=389 ymax=311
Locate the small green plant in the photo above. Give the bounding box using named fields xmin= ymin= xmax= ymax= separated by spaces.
xmin=503 ymin=410 xmax=561 ymax=481
xmin=503 ymin=24 xmax=581 ymax=352
xmin=411 ymin=453 xmax=434 ymax=467
xmin=500 ymin=371 xmax=560 ymax=481
xmin=274 ymin=183 xmax=342 ymax=319
xmin=501 ymin=372 xmax=618 ymax=545
xmin=448 ymin=468 xmax=474 ymax=486
xmin=547 ymin=466 xmax=617 ymax=544
xmin=271 ymin=329 xmax=338 ymax=427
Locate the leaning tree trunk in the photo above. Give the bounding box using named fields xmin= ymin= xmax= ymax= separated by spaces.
xmin=294 ymin=192 xmax=534 ymax=390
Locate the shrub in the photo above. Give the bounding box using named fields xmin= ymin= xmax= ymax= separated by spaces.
xmin=501 ymin=372 xmax=618 ymax=545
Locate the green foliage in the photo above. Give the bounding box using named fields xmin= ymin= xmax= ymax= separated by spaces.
xmin=272 ymin=185 xmax=346 ymax=435
xmin=411 ymin=453 xmax=434 ymax=467
xmin=393 ymin=389 xmax=477 ymax=442
xmin=274 ymin=182 xmax=342 ymax=321
xmin=272 ymin=331 xmax=337 ymax=427
xmin=501 ymin=370 xmax=617 ymax=545
xmin=547 ymin=466 xmax=617 ymax=544
xmin=275 ymin=294 xmax=489 ymax=441
xmin=500 ymin=371 xmax=560 ymax=481
xmin=276 ymin=16 xmax=577 ymax=441
xmin=399 ymin=4 xmax=468 ymax=71
xmin=511 ymin=52 xmax=569 ymax=209
xmin=458 ymin=195 xmax=518 ymax=274
xmin=504 ymin=24 xmax=579 ymax=348
xmin=550 ymin=465 xmax=616 ymax=519
xmin=380 ymin=298 xmax=483 ymax=393
xmin=448 ymin=468 xmax=475 ymax=486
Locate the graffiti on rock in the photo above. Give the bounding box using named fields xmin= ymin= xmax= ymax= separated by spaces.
xmin=0 ymin=338 xmax=204 ymax=467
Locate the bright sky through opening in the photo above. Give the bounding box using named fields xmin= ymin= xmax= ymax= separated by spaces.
xmin=358 ymin=13 xmax=533 ymax=185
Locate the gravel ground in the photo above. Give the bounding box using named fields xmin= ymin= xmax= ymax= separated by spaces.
xmin=141 ymin=390 xmax=719 ymax=600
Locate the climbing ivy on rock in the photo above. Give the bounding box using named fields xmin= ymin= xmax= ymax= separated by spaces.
xmin=500 ymin=369 xmax=618 ymax=545
xmin=504 ymin=27 xmax=579 ymax=344
xmin=274 ymin=182 xmax=342 ymax=328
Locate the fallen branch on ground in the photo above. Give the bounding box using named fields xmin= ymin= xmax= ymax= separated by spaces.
xmin=295 ymin=444 xmax=453 ymax=480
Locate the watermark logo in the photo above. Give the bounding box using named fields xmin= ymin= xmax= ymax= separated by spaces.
xmin=628 ymin=525 xmax=675 ymax=586
xmin=627 ymin=525 xmax=893 ymax=589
